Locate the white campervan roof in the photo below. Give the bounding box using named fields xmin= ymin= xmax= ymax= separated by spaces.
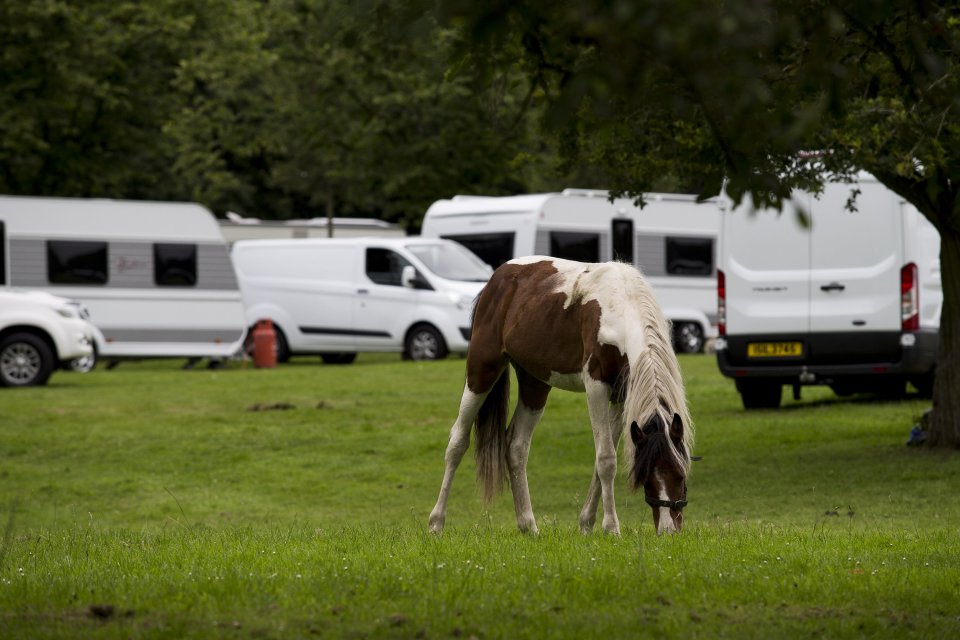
xmin=425 ymin=193 xmax=556 ymax=218
xmin=0 ymin=197 xmax=223 ymax=242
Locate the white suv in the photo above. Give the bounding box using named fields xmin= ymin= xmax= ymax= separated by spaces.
xmin=0 ymin=289 xmax=97 ymax=387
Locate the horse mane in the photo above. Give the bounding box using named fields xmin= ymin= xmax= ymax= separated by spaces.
xmin=610 ymin=264 xmax=694 ymax=478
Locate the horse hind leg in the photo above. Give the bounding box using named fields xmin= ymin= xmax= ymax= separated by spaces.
xmin=428 ymin=383 xmax=488 ymax=534
xmin=578 ymin=470 xmax=602 ymax=534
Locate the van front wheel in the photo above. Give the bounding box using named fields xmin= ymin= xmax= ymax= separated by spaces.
xmin=404 ymin=324 xmax=447 ymax=361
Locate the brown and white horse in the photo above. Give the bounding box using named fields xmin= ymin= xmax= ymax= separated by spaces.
xmin=428 ymin=256 xmax=694 ymax=535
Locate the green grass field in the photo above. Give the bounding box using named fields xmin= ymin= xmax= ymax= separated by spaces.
xmin=1 ymin=354 xmax=958 ymax=638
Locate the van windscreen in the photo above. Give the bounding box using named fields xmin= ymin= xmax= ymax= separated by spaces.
xmin=407 ymin=243 xmax=492 ymax=282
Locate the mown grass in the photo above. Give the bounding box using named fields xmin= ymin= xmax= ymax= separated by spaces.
xmin=1 ymin=354 xmax=958 ymax=638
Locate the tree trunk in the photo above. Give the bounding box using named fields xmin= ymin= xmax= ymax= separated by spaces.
xmin=927 ymin=226 xmax=960 ymax=448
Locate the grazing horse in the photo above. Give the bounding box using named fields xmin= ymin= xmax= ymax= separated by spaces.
xmin=428 ymin=256 xmax=694 ymax=536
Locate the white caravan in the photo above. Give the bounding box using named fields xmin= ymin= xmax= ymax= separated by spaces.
xmin=421 ymin=189 xmax=721 ymax=352
xmin=0 ymin=197 xmax=247 ymax=363
xmin=231 ymin=237 xmax=491 ymax=362
xmin=219 ymin=215 xmax=405 ymax=244
xmin=716 ymin=174 xmax=941 ymax=409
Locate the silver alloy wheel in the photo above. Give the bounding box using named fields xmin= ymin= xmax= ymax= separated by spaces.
xmin=1 ymin=341 xmax=43 ymax=385
xmin=676 ymin=322 xmax=704 ymax=353
xmin=69 ymin=354 xmax=96 ymax=373
xmin=409 ymin=330 xmax=440 ymax=360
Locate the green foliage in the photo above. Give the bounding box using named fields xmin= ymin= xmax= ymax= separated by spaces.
xmin=0 ymin=356 xmax=958 ymax=637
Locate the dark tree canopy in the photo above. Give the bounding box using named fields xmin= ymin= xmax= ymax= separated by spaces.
xmin=432 ymin=0 xmax=960 ymax=446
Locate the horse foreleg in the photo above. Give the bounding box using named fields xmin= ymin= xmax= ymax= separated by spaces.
xmin=506 ymin=401 xmax=544 ymax=534
xmin=428 ymin=384 xmax=486 ymax=534
xmin=586 ymin=381 xmax=620 ymax=535
xmin=578 ymin=470 xmax=601 ymax=534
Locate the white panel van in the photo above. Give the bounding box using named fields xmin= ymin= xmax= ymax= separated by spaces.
xmin=716 ymin=174 xmax=941 ymax=409
xmin=230 ymin=237 xmax=491 ymax=362
xmin=421 ymin=189 xmax=721 ymax=353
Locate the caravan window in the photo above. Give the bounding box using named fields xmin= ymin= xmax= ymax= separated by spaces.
xmin=365 ymin=248 xmax=412 ymax=286
xmin=154 ymin=243 xmax=198 ymax=286
xmin=47 ymin=240 xmax=108 ymax=285
xmin=665 ymin=236 xmax=714 ymax=276
xmin=442 ymin=233 xmax=515 ymax=269
xmin=550 ymin=231 xmax=600 ymax=262
xmin=0 ymin=221 xmax=5 ymax=285
xmin=611 ymin=219 xmax=634 ymax=263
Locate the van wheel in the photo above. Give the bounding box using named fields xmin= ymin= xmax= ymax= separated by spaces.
xmin=736 ymin=380 xmax=782 ymax=410
xmin=911 ymin=372 xmax=934 ymax=398
xmin=0 ymin=333 xmax=55 ymax=387
xmin=321 ymin=353 xmax=357 ymax=365
xmin=274 ymin=327 xmax=291 ymax=363
xmin=673 ymin=322 xmax=704 ymax=353
xmin=405 ymin=324 xmax=447 ymax=361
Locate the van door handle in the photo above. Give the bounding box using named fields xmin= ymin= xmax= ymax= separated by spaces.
xmin=820 ymin=282 xmax=845 ymax=292
xmin=357 ymin=288 xmax=369 ymax=295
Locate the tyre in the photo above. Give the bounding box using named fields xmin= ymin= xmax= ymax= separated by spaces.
xmin=673 ymin=322 xmax=705 ymax=353
xmin=68 ymin=347 xmax=97 ymax=373
xmin=910 ymin=372 xmax=934 ymax=398
xmin=0 ymin=332 xmax=55 ymax=387
xmin=736 ymin=380 xmax=782 ymax=409
xmin=321 ymin=352 xmax=357 ymax=365
xmin=274 ymin=326 xmax=291 ymax=363
xmin=404 ymin=324 xmax=448 ymax=361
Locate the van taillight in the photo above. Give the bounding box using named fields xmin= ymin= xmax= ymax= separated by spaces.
xmin=901 ymin=262 xmax=919 ymax=331
xmin=717 ymin=269 xmax=726 ymax=336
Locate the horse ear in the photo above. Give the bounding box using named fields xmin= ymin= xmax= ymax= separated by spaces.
xmin=670 ymin=413 xmax=684 ymax=442
xmin=630 ymin=421 xmax=643 ymax=446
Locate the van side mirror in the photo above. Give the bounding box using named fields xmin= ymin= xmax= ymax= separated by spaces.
xmin=401 ymin=265 xmax=432 ymax=290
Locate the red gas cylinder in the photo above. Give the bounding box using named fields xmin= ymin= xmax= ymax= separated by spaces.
xmin=252 ymin=319 xmax=277 ymax=369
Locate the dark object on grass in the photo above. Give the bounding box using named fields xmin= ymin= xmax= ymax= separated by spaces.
xmin=906 ymin=426 xmax=927 ymax=446
xmin=246 ymin=402 xmax=296 ymax=412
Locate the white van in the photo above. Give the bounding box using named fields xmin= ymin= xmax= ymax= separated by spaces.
xmin=230 ymin=237 xmax=492 ymax=362
xmin=0 ymin=196 xmax=247 ymax=363
xmin=421 ymin=189 xmax=721 ymax=352
xmin=716 ymin=174 xmax=941 ymax=409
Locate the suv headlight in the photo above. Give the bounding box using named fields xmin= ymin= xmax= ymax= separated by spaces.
xmin=55 ymin=306 xmax=79 ymax=319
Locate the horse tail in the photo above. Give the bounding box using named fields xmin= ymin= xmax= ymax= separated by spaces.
xmin=474 ymin=369 xmax=510 ymax=503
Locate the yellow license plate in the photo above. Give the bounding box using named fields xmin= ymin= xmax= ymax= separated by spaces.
xmin=747 ymin=342 xmax=804 ymax=357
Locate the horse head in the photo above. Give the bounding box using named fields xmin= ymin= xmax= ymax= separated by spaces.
xmin=629 ymin=412 xmax=689 ymax=535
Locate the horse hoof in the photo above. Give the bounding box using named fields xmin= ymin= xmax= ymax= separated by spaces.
xmin=428 ymin=515 xmax=445 ymax=534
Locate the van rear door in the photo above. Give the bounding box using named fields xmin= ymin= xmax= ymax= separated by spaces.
xmin=808 ymin=181 xmax=901 ymax=334
xmin=723 ymin=194 xmax=812 ymax=335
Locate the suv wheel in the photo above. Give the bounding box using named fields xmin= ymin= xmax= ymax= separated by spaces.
xmin=0 ymin=333 xmax=55 ymax=387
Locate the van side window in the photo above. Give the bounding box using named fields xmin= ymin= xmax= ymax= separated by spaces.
xmin=365 ymin=248 xmax=412 ymax=286
xmin=0 ymin=221 xmax=5 ymax=285
xmin=665 ymin=236 xmax=714 ymax=276
xmin=154 ymin=243 xmax=198 ymax=286
xmin=47 ymin=240 xmax=109 ymax=285
xmin=611 ymin=219 xmax=634 ymax=263
xmin=550 ymin=231 xmax=600 ymax=263
xmin=442 ymin=233 xmax=515 ymax=269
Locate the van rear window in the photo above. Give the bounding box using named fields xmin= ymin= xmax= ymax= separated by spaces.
xmin=47 ymin=240 xmax=109 ymax=285
xmin=154 ymin=243 xmax=197 ymax=286
xmin=665 ymin=236 xmax=714 ymax=276
xmin=550 ymin=232 xmax=600 ymax=263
